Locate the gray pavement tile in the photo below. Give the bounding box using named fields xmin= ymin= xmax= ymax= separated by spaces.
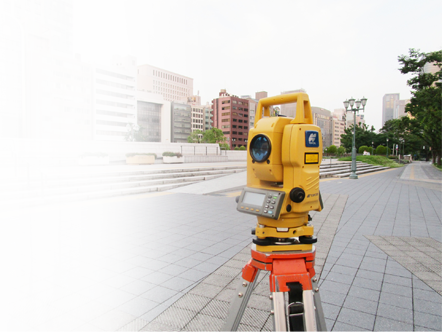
xmin=69 ymin=301 xmax=114 ymax=322
xmin=332 ymin=321 xmax=370 ymax=331
xmin=162 ymin=277 xmax=196 ymax=292
xmin=78 ymin=283 xmax=115 ymax=300
xmin=200 ymin=299 xmax=230 ymax=319
xmin=379 ymin=292 xmax=412 ymax=310
xmin=382 ymin=273 xmax=412 ymax=287
xmin=359 ymin=260 xmax=386 ymax=273
xmin=376 ymin=302 xmax=413 ymax=324
xmin=193 ymin=262 xmax=220 ymax=274
xmin=381 ymin=282 xmax=412 ymax=298
xmin=384 ymin=265 xmax=412 ymax=278
xmin=118 ymin=296 xmax=158 ymax=317
xmin=154 ymin=306 xmax=196 ymax=329
xmin=352 ymin=276 xmax=383 ymax=291
xmin=336 ymin=308 xmax=375 ymax=330
xmin=324 ymin=271 xmax=355 ymax=285
xmin=414 ymin=311 xmax=442 ymax=330
xmin=179 ymin=269 xmax=210 ymax=282
xmin=348 ymin=285 xmax=380 ymax=302
xmin=122 ymin=266 xmax=154 ymax=280
xmin=330 ymin=265 xmax=358 ymax=277
xmin=320 ymin=289 xmax=346 ymax=306
xmin=322 ymin=303 xmax=341 ymax=320
xmin=182 ymin=313 xmax=225 ymax=331
xmin=86 ymin=269 xmax=118 ymax=282
xmin=189 ymin=283 xmax=223 ymax=298
xmin=175 ymin=257 xmax=204 ymax=269
xmin=141 ymin=285 xmax=180 ymax=304
xmin=141 ymin=271 xmax=174 ymax=284
xmin=320 ymin=280 xmax=351 ymax=295
xmin=343 ymin=295 xmax=378 ymax=315
xmin=159 ymin=263 xmax=189 ymax=276
xmin=95 ymin=289 xmax=136 ymax=308
xmin=90 ymin=308 xmax=136 ymax=331
xmin=373 ymin=316 xmax=414 ymax=331
xmin=173 ymin=293 xmax=212 ymax=312
xmin=120 ymin=279 xmax=156 ymax=296
xmin=414 ymin=298 xmax=442 ymax=316
xmin=102 ymin=274 xmax=138 ymax=288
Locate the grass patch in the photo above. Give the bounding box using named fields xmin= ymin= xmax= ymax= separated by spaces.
xmin=338 ymin=155 xmax=403 ymax=168
xmin=433 ymin=163 xmax=442 ymax=171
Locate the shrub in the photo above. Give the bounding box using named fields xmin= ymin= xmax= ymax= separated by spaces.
xmin=327 ymin=145 xmax=337 ymax=154
xmin=162 ymin=151 xmax=182 ymax=157
xmin=234 ymin=147 xmax=240 ymax=150
xmin=126 ymin=152 xmax=156 ymax=158
xmin=239 ymin=146 xmax=246 ymax=150
xmin=77 ymin=152 xmax=108 ymax=159
xmin=358 ymin=145 xmax=369 ymax=154
xmin=376 ymin=145 xmax=387 ymax=155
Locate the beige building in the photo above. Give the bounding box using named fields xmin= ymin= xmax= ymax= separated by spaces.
xmin=280 ymin=89 xmax=307 ymax=117
xmin=137 ymin=64 xmax=193 ymax=103
xmin=22 ymin=19 xmax=92 ymax=140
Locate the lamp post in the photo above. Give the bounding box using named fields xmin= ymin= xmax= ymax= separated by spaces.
xmin=343 ymin=96 xmax=367 ymax=179
xmin=126 ymin=123 xmax=140 ymax=142
xmin=386 ymin=138 xmax=389 ymax=158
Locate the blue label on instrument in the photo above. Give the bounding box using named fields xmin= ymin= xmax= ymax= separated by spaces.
xmin=305 ymin=131 xmax=319 ymax=147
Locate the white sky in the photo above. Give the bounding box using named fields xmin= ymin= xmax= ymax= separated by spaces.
xmin=73 ymin=0 xmax=441 ymax=130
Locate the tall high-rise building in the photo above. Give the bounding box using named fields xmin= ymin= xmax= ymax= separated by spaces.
xmin=43 ymin=0 xmax=74 ymax=58
xmin=212 ymin=90 xmax=250 ymax=149
xmin=382 ymin=93 xmax=400 ymax=127
xmin=171 ymin=102 xmax=192 ymax=143
xmin=137 ymin=64 xmax=193 ymax=103
xmin=94 ymin=56 xmax=137 ymax=141
xmin=311 ymin=107 xmax=333 ymax=147
xmin=0 ymin=12 xmax=27 ymax=138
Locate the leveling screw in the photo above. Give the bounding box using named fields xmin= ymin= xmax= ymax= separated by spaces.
xmin=238 ymin=293 xmax=243 ymax=298
xmin=270 ymin=310 xmax=274 ymax=315
xmin=315 ymin=288 xmax=319 ymax=292
xmin=269 ymin=295 xmax=273 ymax=300
xmin=242 ymin=282 xmax=247 ymax=287
xmin=313 ymin=277 xmax=318 ymax=282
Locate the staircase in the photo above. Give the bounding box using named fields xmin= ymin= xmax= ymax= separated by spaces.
xmin=1 ymin=165 xmax=247 ymax=208
xmin=320 ymin=161 xmax=389 ymax=178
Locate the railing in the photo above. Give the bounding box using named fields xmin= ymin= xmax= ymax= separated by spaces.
xmin=11 ymin=150 xmax=48 ymax=199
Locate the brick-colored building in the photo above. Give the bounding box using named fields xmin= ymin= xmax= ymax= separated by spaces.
xmin=212 ymin=89 xmax=250 ymax=149
xmin=22 ymin=19 xmax=92 ymax=140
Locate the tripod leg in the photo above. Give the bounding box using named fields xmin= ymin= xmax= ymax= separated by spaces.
xmin=223 ymin=269 xmax=260 ymax=331
xmin=272 ymin=291 xmax=287 ymax=331
xmin=302 ymin=289 xmax=317 ymax=331
xmin=312 ymin=279 xmax=326 ymax=331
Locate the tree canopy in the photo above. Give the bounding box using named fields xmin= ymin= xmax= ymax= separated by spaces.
xmin=398 ymin=48 xmax=441 ymax=165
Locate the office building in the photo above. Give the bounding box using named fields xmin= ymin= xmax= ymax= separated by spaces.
xmin=0 ymin=0 xmax=74 ymax=58
xmin=137 ymin=64 xmax=193 ymax=103
xmin=311 ymin=107 xmax=333 ymax=148
xmin=93 ymin=56 xmax=137 ymax=141
xmin=1 ymin=8 xmax=21 ymax=136
xmin=280 ymin=89 xmax=306 ymax=117
xmin=22 ymin=18 xmax=92 ymax=140
xmin=171 ymin=102 xmax=192 ymax=143
xmin=382 ymin=93 xmax=400 ymax=127
xmin=212 ymin=90 xmax=250 ymax=149
xmin=137 ymin=90 xmax=176 ymax=143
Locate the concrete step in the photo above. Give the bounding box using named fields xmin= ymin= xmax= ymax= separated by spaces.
xmin=332 ymin=166 xmax=389 ymax=178
xmin=2 ymin=181 xmax=200 ymax=209
xmin=2 ymin=168 xmax=245 ymax=191
xmin=320 ymin=162 xmax=389 ymax=178
xmin=0 ymin=174 xmax=228 ymax=200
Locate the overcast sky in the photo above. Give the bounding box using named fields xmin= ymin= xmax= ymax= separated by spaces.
xmin=73 ymin=0 xmax=441 ymax=130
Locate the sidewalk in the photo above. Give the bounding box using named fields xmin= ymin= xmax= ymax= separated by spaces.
xmin=1 ymin=162 xmax=440 ymax=331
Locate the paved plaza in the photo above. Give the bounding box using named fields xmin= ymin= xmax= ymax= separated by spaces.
xmin=0 ymin=161 xmax=441 ymax=331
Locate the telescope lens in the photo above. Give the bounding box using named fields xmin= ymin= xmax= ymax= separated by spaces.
xmin=250 ymin=134 xmax=271 ymax=162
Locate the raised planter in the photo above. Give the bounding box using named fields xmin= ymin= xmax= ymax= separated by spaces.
xmin=163 ymin=156 xmax=184 ymax=164
xmin=77 ymin=154 xmax=109 ymax=166
xmin=126 ymin=154 xmax=155 ymax=165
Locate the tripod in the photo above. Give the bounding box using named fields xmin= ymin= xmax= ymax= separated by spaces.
xmin=223 ymin=243 xmax=326 ymax=331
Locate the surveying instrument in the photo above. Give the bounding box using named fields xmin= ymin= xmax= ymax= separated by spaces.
xmin=223 ymin=93 xmax=326 ymax=331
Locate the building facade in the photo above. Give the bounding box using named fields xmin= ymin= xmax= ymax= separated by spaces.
xmin=23 ymin=19 xmax=92 ymax=140
xmin=137 ymin=64 xmax=193 ymax=103
xmin=382 ymin=93 xmax=400 ymax=128
xmin=137 ymin=91 xmax=172 ymax=143
xmin=171 ymin=102 xmax=192 ymax=143
xmin=212 ymin=90 xmax=250 ymax=149
xmin=280 ymin=89 xmax=306 ymax=118
xmin=0 ymin=12 xmax=27 ymax=138
xmin=311 ymin=107 xmax=333 ymax=148
xmin=93 ymin=57 xmax=137 ymax=141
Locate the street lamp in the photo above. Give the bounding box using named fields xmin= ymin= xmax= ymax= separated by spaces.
xmin=386 ymin=138 xmax=389 ymax=158
xmin=343 ymin=96 xmax=367 ymax=179
xmin=126 ymin=123 xmax=140 ymax=142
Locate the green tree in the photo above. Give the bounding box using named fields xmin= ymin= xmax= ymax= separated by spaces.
xmin=123 ymin=122 xmax=147 ymax=142
xmin=340 ymin=123 xmax=377 ymax=153
xmin=202 ymin=128 xmax=227 ymax=144
xmin=187 ymin=130 xmax=204 ymax=143
xmin=327 ymin=145 xmax=337 ymax=154
xmin=398 ymin=48 xmax=442 ymax=165
xmin=358 ymin=145 xmax=369 ymax=154
xmin=337 ymin=146 xmax=346 ymax=156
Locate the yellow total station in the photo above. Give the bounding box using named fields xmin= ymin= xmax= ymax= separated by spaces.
xmin=237 ymin=92 xmax=323 ymax=252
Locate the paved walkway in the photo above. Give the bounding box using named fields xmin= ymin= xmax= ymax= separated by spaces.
xmin=1 ymin=161 xmax=440 ymax=331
